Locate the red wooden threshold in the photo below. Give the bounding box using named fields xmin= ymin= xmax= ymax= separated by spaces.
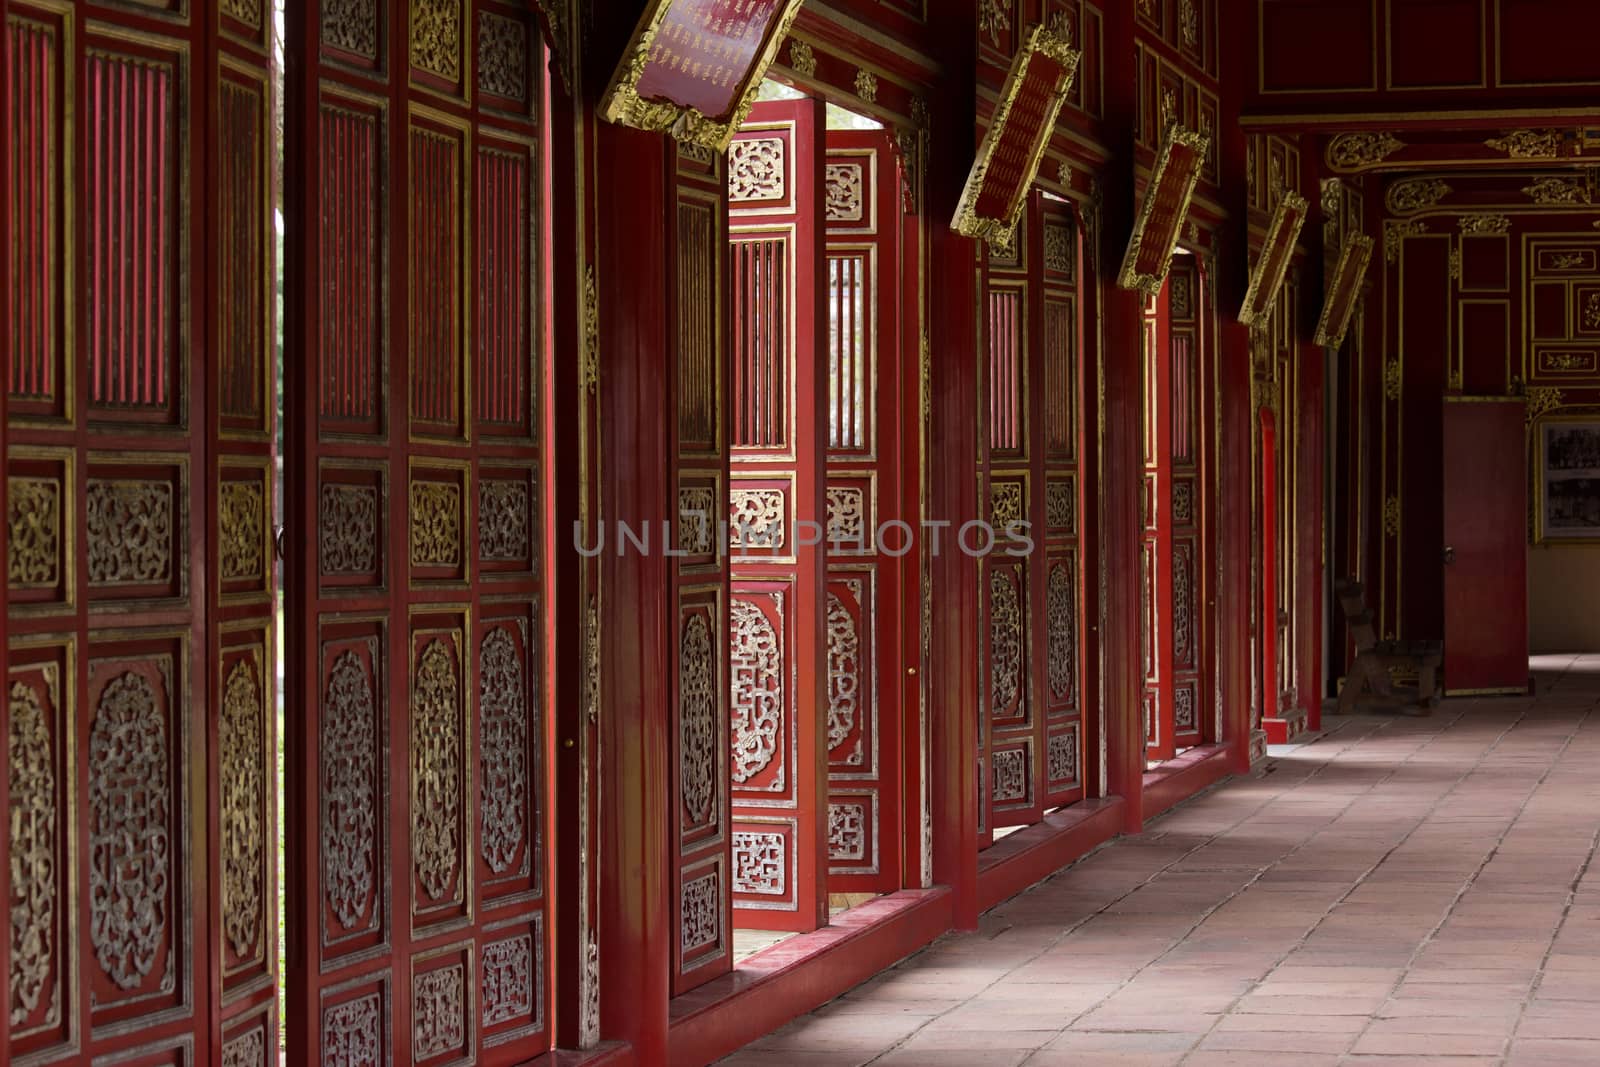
xmin=976 ymin=798 xmax=1127 ymax=912
xmin=1142 ymin=743 xmax=1232 ymax=820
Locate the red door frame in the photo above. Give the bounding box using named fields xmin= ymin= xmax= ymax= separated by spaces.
xmin=1143 ymin=280 xmax=1176 ymax=761
xmin=1260 ymin=408 xmax=1280 ymax=729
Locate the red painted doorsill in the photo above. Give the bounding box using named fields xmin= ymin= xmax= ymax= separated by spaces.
xmin=1143 ymin=742 xmax=1231 ymax=819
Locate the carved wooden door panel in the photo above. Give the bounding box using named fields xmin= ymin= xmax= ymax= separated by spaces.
xmin=1166 ymin=260 xmax=1204 ymax=750
xmin=822 ymin=128 xmax=904 ymax=893
xmin=1142 ymin=281 xmax=1176 ymax=761
xmin=5 ymin=0 xmax=277 ymax=1058
xmin=725 ymin=99 xmax=828 ymax=934
xmin=285 ymin=0 xmax=550 ymax=1061
xmin=1259 ymin=409 xmax=1280 ymax=729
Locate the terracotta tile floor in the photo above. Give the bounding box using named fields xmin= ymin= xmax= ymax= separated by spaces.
xmin=721 ymin=655 xmax=1600 ymax=1066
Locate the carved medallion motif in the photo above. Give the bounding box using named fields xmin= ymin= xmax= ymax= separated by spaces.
xmin=732 ymin=831 xmax=785 ymax=896
xmin=828 ymin=803 xmax=866 ymax=861
xmin=323 ymin=993 xmax=381 ymax=1066
xmin=476 ymin=11 xmax=526 ymax=102
xmin=1047 ymin=563 xmax=1075 ymax=703
xmin=222 ymin=657 xmax=264 ymax=960
xmin=8 ymin=477 xmax=60 ymax=587
xmin=89 ymin=671 xmax=171 ymax=991
xmin=479 ymin=480 xmax=530 ymax=563
xmin=826 ymin=487 xmax=865 ymax=545
xmin=9 ymin=679 xmax=57 ymax=1026
xmin=992 ymin=748 xmax=1027 ymax=802
xmin=321 ymin=0 xmax=378 ymax=59
xmin=482 ymin=931 xmax=535 ymax=1027
xmin=410 ymin=480 xmax=462 ymax=568
xmin=730 ymin=599 xmax=783 ymax=786
xmin=322 ymin=650 xmax=378 ymax=930
xmin=729 ymin=137 xmax=785 ymax=202
xmin=320 ymin=485 xmax=379 ymax=575
xmin=825 ymin=163 xmax=864 ymax=221
xmin=680 ymin=872 xmax=719 ymax=953
xmin=679 ymin=614 xmax=717 ymax=824
xmin=479 ymin=627 xmax=528 ymax=875
xmin=413 ymin=963 xmax=465 ymax=1058
xmin=220 ymin=480 xmax=265 ymax=581
xmin=730 ymin=489 xmax=785 ymax=549
xmin=413 ymin=639 xmax=462 ymax=902
xmin=87 ymin=479 xmax=173 ymax=585
xmin=989 ymin=570 xmax=1023 ymax=717
xmin=825 ymin=592 xmax=861 ymax=758
xmin=410 ymin=0 xmax=460 ymax=81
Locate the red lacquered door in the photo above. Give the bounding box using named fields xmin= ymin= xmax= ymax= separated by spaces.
xmin=1442 ymin=397 xmax=1528 ymax=694
xmin=1259 ymin=410 xmax=1280 ymax=728
xmin=1142 ymin=281 xmax=1175 ymax=761
xmin=726 ymin=99 xmax=829 ymax=933
xmin=284 ymin=2 xmax=552 ymax=1060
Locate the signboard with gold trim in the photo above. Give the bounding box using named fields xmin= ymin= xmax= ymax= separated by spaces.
xmin=951 ymin=25 xmax=1081 ymax=244
xmin=1238 ymin=191 xmax=1308 ymax=326
xmin=598 ymin=0 xmax=806 ymax=151
xmin=1117 ymin=127 xmax=1209 ymax=297
xmin=1314 ymin=232 xmax=1375 ymax=347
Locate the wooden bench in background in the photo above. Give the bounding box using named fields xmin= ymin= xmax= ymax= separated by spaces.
xmin=1334 ymin=578 xmax=1441 ymax=716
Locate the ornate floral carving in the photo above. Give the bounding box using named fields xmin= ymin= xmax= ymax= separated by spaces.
xmin=678 ymin=487 xmax=716 ymax=554
xmin=87 ymin=479 xmax=174 ymax=585
xmin=825 ymin=163 xmax=864 ymax=221
xmin=1526 ymin=387 xmax=1565 ymax=422
xmin=410 ymin=480 xmax=462 ymax=568
xmin=220 ymin=480 xmax=265 ymax=582
xmin=1174 ymin=687 xmax=1196 ymax=730
xmin=410 ymin=0 xmax=460 ymax=82
xmin=8 ymin=477 xmax=60 ymax=588
xmin=1047 ymin=563 xmax=1076 ymax=703
xmin=1173 ymin=548 xmax=1192 ymax=666
xmin=1179 ymin=0 xmax=1199 ymax=47
xmin=730 ymin=488 xmax=785 ymax=549
xmin=989 ymin=569 xmax=1023 ymax=716
xmin=477 ymin=11 xmax=527 ymax=102
xmin=978 ymin=0 xmax=1010 ymax=45
xmin=826 ymin=487 xmax=865 ymax=545
xmin=223 ymin=1028 xmax=266 ymax=1067
xmin=222 ymin=657 xmax=264 ymax=960
xmin=1173 ymin=481 xmax=1194 ymax=524
xmin=221 ymin=0 xmax=261 ymax=29
xmin=582 ymin=263 xmax=599 ymax=393
xmin=1048 ymin=730 xmax=1077 ymax=784
xmin=479 ymin=627 xmax=529 ymax=875
xmin=320 ymin=484 xmax=379 ymax=575
xmin=1046 ymin=480 xmax=1075 ymax=531
xmin=680 ymin=871 xmax=719 ymax=953
xmin=732 ymin=831 xmax=785 ymax=896
xmin=1327 ymin=131 xmax=1405 ymax=171
xmin=89 ymin=671 xmax=171 ymax=991
xmin=1043 ymin=222 xmax=1073 ymax=275
xmin=322 ymin=650 xmax=378 ymax=930
xmin=1384 ymin=219 xmax=1426 ymax=262
xmin=1384 ymin=359 xmax=1403 ymax=401
xmin=1584 ymin=294 xmax=1600 ymax=331
xmin=992 ymin=748 xmax=1027 ymax=802
xmin=321 ymin=0 xmax=378 ymax=60
xmin=10 ymin=679 xmax=57 ymax=1026
xmin=679 ymin=614 xmax=716 ymax=824
xmin=828 ymin=803 xmax=867 ymax=861
xmin=414 ymin=964 xmax=465 ymax=1058
xmin=413 ymin=639 xmax=462 ymax=902
xmin=730 ymin=599 xmax=783 ymax=786
xmin=789 ymin=38 xmax=816 ymax=77
xmin=853 ymin=68 xmax=877 ymax=104
xmin=1523 ymin=176 xmax=1590 ymax=206
xmin=1383 ymin=495 xmax=1402 ymax=538
xmin=729 ymin=137 xmax=785 ymax=202
xmin=826 ymin=591 xmax=862 ymax=758
xmin=479 ymin=479 xmax=530 ymax=562
xmin=1170 ymin=271 xmax=1193 ymax=318
xmin=482 ymin=931 xmax=535 ymax=1027
xmin=1486 ymin=129 xmax=1560 ymax=159
xmin=323 ymin=993 xmax=381 ymax=1066
xmin=990 ymin=481 xmax=1024 ymax=530
xmin=1386 ymin=177 xmax=1451 ymax=214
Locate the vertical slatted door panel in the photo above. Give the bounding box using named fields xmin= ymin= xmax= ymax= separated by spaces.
xmin=1143 ymin=283 xmax=1175 ymax=762
xmin=288 ymin=0 xmax=549 ymax=1060
xmin=1039 ymin=200 xmax=1084 ymax=809
xmin=726 ymin=99 xmax=828 ymax=935
xmin=1168 ymin=260 xmax=1203 ymax=750
xmin=822 ymin=129 xmax=903 ymax=894
xmin=7 ymin=0 xmax=213 ymax=1060
xmin=672 ymin=138 xmax=732 ymax=993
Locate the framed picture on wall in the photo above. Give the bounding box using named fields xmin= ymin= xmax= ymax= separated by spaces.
xmin=1540 ymin=419 xmax=1600 ymax=541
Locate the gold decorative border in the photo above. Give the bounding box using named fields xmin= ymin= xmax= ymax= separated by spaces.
xmin=1117 ymin=126 xmax=1209 ymax=297
xmin=597 ymin=0 xmax=807 ymax=152
xmin=1238 ymin=190 xmax=1308 ymax=326
xmin=1314 ymin=233 xmax=1374 ymax=347
xmin=951 ymin=24 xmax=1081 ymax=244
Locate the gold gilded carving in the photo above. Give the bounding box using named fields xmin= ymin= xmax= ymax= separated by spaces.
xmin=679 ymin=613 xmax=717 ymax=824
xmin=990 ymin=482 xmax=1024 ymax=529
xmin=1179 ymin=0 xmax=1198 ymax=47
xmin=220 ymin=480 xmax=266 ymax=582
xmin=989 ymin=569 xmax=1023 ymax=717
xmin=479 ymin=479 xmax=531 ymax=562
xmin=1527 ymin=387 xmax=1565 ymax=421
xmin=1384 ymin=359 xmax=1402 ymax=401
xmin=322 ymin=0 xmax=379 ymax=60
xmin=222 ymin=0 xmax=261 ymax=30
xmin=1385 ymin=178 xmax=1450 ymax=215
xmin=1326 ymin=131 xmax=1405 ymax=171
xmin=1459 ymin=214 xmax=1511 ymax=234
xmin=678 ymin=487 xmax=716 ymax=554
xmin=1382 ymin=496 xmax=1401 ymax=538
xmin=1449 ymin=247 xmax=1462 ymax=281
xmin=788 ymin=39 xmax=815 ymax=77
xmin=221 ymin=656 xmax=265 ymax=960
xmin=1585 ymin=294 xmax=1600 ymax=330
xmin=1118 ymin=126 xmax=1210 ymax=297
xmin=582 ymin=265 xmax=599 ymax=394
xmin=533 ymin=0 xmax=574 ymax=96
xmin=1043 ymin=221 xmax=1073 ymax=274
xmin=1486 ymin=129 xmax=1560 ymax=159
xmin=853 ymin=68 xmax=877 ymax=104
xmin=730 ymin=488 xmax=785 ymax=549
xmin=1046 ymin=563 xmax=1075 ymax=702
xmin=8 ymin=477 xmax=60 ymax=588
xmin=410 ymin=0 xmax=461 ymax=82
xmin=1046 ymin=480 xmax=1074 ymax=531
xmin=320 ymin=485 xmax=379 ymax=575
xmin=1238 ymin=190 xmax=1307 ymax=327
xmin=728 ymin=136 xmax=785 ymax=202
xmin=1523 ymin=176 xmax=1590 ymax=206
xmin=409 ymin=479 xmax=463 ymax=568
xmin=322 ymin=649 xmax=377 ymax=931
xmin=1544 ymin=352 xmax=1591 ymax=371
xmin=825 ymin=163 xmax=864 ymax=221
xmin=978 ymin=0 xmax=1010 ymax=46
xmin=826 ymin=487 xmax=865 ymax=544
xmin=1057 ymin=159 xmax=1072 ymax=188
xmin=1383 ymin=219 xmax=1425 ymax=263
xmin=479 ymin=627 xmax=528 ymax=874
xmin=10 ymin=677 xmax=57 ymax=1027
xmin=477 ymin=11 xmax=528 ymax=102
xmin=413 ymin=638 xmax=463 ymax=902
xmin=87 ymin=479 xmax=174 ymax=586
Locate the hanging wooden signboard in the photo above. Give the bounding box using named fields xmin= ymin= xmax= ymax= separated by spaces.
xmin=1238 ymin=190 xmax=1308 ymax=326
xmin=598 ymin=0 xmax=807 ymax=151
xmin=951 ymin=25 xmax=1081 ymax=244
xmin=1314 ymin=233 xmax=1375 ymax=346
xmin=1117 ymin=127 xmax=1209 ymax=297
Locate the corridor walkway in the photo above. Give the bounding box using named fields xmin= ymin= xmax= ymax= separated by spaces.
xmin=722 ymin=656 xmax=1600 ymax=1066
